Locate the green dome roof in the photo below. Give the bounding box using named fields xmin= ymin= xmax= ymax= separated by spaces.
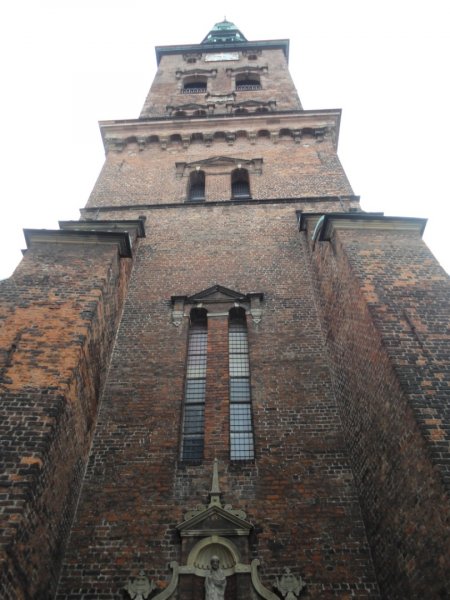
xmin=202 ymin=19 xmax=247 ymax=44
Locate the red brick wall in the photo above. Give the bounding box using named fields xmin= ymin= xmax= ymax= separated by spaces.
xmin=140 ymin=49 xmax=301 ymax=117
xmin=0 ymin=242 xmax=132 ymax=599
xmin=307 ymin=225 xmax=450 ymax=598
xmin=86 ymin=135 xmax=353 ymax=209
xmin=57 ymin=203 xmax=379 ymax=599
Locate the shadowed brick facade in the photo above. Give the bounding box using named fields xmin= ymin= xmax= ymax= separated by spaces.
xmin=0 ymin=20 xmax=449 ymax=600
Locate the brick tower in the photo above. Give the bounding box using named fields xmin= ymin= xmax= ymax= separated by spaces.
xmin=1 ymin=20 xmax=449 ymax=600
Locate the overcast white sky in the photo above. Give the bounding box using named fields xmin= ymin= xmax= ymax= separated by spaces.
xmin=1 ymin=0 xmax=449 ymax=279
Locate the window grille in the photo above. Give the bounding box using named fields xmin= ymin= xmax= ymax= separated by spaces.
xmin=229 ymin=309 xmax=254 ymax=460
xmin=181 ymin=310 xmax=207 ymax=460
xmin=231 ymin=169 xmax=251 ymax=199
xmin=236 ymin=78 xmax=261 ymax=91
xmin=188 ymin=170 xmax=205 ymax=202
xmin=182 ymin=81 xmax=207 ymax=94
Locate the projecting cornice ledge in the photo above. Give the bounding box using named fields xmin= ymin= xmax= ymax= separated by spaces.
xmin=23 ymin=220 xmax=146 ymax=258
xmin=298 ymin=212 xmax=427 ymax=242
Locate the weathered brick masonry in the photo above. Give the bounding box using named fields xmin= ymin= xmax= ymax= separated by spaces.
xmin=56 ymin=203 xmax=379 ymax=599
xmin=1 ymin=18 xmax=449 ymax=600
xmin=0 ymin=240 xmax=133 ymax=598
xmin=302 ymin=217 xmax=450 ymax=598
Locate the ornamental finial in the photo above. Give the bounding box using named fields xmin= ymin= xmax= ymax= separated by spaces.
xmin=209 ymin=458 xmax=222 ymax=507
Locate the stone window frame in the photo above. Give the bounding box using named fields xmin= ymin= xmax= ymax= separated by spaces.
xmin=172 ymin=286 xmax=263 ymax=463
xmin=176 ymin=68 xmax=217 ymax=94
xmin=231 ymin=168 xmax=251 ymax=199
xmin=187 ymin=169 xmax=206 ymax=202
xmin=176 ymin=156 xmax=262 ymax=202
xmin=226 ymin=65 xmax=268 ymax=92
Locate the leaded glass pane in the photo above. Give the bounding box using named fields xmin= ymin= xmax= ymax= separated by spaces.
xmin=182 ymin=436 xmax=204 ymax=460
xmin=229 ymin=355 xmax=249 ymax=376
xmin=230 ymin=379 xmax=250 ymax=402
xmin=183 ymin=405 xmax=204 ymax=434
xmin=230 ymin=433 xmax=254 ymax=460
xmin=186 ymin=354 xmax=207 ymax=378
xmin=188 ymin=330 xmax=207 ymax=353
xmin=230 ymin=404 xmax=252 ymax=431
xmin=185 ymin=379 xmax=206 ymax=403
xmin=229 ymin=332 xmax=248 ymax=353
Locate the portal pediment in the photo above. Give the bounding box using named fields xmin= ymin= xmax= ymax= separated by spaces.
xmin=177 ymin=505 xmax=252 ymax=538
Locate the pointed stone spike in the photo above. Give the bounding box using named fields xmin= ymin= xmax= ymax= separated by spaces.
xmin=209 ymin=458 xmax=222 ymax=507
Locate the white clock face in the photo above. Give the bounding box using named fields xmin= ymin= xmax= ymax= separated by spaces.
xmin=205 ymin=52 xmax=239 ymax=62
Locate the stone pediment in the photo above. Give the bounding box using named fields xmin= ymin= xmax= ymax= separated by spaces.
xmin=171 ymin=287 xmax=264 ymax=326
xmin=187 ymin=156 xmax=257 ymax=168
xmin=186 ymin=284 xmax=247 ymax=304
xmin=177 ymin=504 xmax=253 ymax=538
xmin=175 ymin=157 xmax=263 ymax=179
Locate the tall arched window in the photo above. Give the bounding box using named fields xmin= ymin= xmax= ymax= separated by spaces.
xmin=188 ymin=170 xmax=205 ymax=202
xmin=231 ymin=168 xmax=251 ymax=199
xmin=181 ymin=308 xmax=208 ymax=461
xmin=229 ymin=307 xmax=254 ymax=460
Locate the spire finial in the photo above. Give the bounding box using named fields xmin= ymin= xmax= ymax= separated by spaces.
xmin=209 ymin=458 xmax=222 ymax=507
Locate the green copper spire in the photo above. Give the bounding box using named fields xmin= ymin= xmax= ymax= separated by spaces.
xmin=202 ymin=19 xmax=247 ymax=44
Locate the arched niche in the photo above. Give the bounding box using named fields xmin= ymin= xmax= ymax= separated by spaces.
xmin=187 ymin=536 xmax=242 ymax=575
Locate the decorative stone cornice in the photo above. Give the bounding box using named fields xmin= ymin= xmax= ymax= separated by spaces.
xmin=298 ymin=212 xmax=427 ymax=243
xmin=175 ymin=68 xmax=217 ymax=79
xmin=59 ymin=219 xmax=146 ymax=239
xmin=99 ymin=110 xmax=342 ymax=152
xmin=23 ymin=229 xmax=133 ymax=258
xmin=23 ymin=219 xmax=146 ymax=259
xmin=206 ymin=92 xmax=236 ymax=105
xmin=155 ymin=39 xmax=290 ymax=65
xmin=226 ymin=65 xmax=268 ymax=77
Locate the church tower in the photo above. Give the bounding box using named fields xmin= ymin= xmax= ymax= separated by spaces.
xmin=1 ymin=21 xmax=449 ymax=600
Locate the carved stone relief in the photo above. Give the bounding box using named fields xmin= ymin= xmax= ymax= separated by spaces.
xmin=124 ymin=571 xmax=157 ymax=600
xmin=121 ymin=463 xmax=307 ymax=599
xmin=273 ymin=568 xmax=306 ymax=599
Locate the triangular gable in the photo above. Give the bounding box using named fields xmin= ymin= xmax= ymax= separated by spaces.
xmin=177 ymin=504 xmax=252 ymax=538
xmin=185 ymin=156 xmax=256 ymax=168
xmin=186 ymin=284 xmax=246 ymax=304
